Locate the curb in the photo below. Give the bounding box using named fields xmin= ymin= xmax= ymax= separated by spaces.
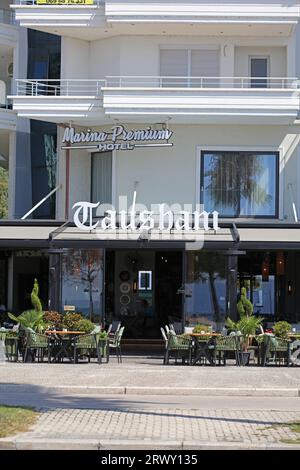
xmin=1 ymin=437 xmax=300 ymax=450
xmin=1 ymin=384 xmax=299 ymax=397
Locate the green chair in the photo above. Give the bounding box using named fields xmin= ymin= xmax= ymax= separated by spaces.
xmin=165 ymin=331 xmax=192 ymax=365
xmin=213 ymin=335 xmax=241 ymax=366
xmin=260 ymin=335 xmax=291 ymax=366
xmin=4 ymin=335 xmax=19 ymax=362
xmin=109 ymin=326 xmax=125 ymax=363
xmin=23 ymin=328 xmax=51 ymax=363
xmin=73 ymin=333 xmax=100 ymax=364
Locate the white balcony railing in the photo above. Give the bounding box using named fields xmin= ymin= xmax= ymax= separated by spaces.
xmin=15 ymin=77 xmax=299 ymax=97
xmin=0 ymin=8 xmax=15 ymax=25
xmin=16 ymin=79 xmax=107 ymax=96
xmin=14 ymin=0 xmax=103 ymax=5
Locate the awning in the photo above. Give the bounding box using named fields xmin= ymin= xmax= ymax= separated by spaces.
xmin=0 ymin=223 xmax=62 ymax=248
xmin=1 ymin=222 xmax=300 ymax=251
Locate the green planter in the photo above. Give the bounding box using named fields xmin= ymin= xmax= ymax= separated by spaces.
xmin=98 ymin=338 xmax=109 ymax=362
xmin=4 ymin=337 xmax=19 ymax=362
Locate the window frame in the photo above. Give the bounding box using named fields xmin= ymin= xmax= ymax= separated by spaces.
xmin=199 ymin=149 xmax=279 ymax=219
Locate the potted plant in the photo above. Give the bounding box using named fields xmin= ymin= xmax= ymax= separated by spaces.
xmin=226 ymin=315 xmax=264 ymax=365
xmin=273 ymin=321 xmax=291 ymax=339
xmin=97 ymin=330 xmax=109 ymax=362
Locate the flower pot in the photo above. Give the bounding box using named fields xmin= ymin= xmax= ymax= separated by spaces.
xmin=238 ymin=351 xmax=251 ymax=366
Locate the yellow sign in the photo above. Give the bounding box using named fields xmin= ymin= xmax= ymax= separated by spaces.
xmin=37 ymin=0 xmax=94 ymax=5
xmin=63 ymin=305 xmax=76 ymax=312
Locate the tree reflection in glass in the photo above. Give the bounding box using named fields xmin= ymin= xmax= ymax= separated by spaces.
xmin=186 ymin=252 xmax=226 ymax=326
xmin=62 ymin=249 xmax=103 ymax=321
xmin=202 ymin=151 xmax=276 ymax=217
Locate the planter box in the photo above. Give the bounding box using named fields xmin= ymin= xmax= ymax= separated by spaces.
xmin=98 ymin=338 xmax=109 ymax=362
xmin=4 ymin=337 xmax=19 ymax=362
xmin=238 ymin=351 xmax=251 ymax=366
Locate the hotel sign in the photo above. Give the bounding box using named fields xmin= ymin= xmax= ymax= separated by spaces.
xmin=37 ymin=0 xmax=93 ymax=4
xmin=61 ymin=125 xmax=173 ymax=152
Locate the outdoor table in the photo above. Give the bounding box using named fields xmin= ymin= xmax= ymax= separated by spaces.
xmin=185 ymin=333 xmax=221 ymax=366
xmin=45 ymin=331 xmax=85 ymax=363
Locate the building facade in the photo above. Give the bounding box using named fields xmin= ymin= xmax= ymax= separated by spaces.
xmin=2 ymin=0 xmax=300 ymax=338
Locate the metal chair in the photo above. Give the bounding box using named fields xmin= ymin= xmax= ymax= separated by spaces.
xmin=160 ymin=326 xmax=168 ymax=364
xmin=213 ymin=335 xmax=241 ymax=366
xmin=165 ymin=330 xmax=192 ymax=365
xmin=23 ymin=328 xmax=51 ymax=363
xmin=109 ymin=326 xmax=125 ymax=363
xmin=260 ymin=335 xmax=291 ymax=366
xmin=73 ymin=333 xmax=100 ymax=364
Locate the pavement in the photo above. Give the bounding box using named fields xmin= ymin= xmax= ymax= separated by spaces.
xmin=1 ymin=353 xmax=300 ymax=449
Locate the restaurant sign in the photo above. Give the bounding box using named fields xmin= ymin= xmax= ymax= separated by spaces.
xmin=72 ymin=192 xmax=219 ymax=234
xmin=37 ymin=0 xmax=93 ymax=5
xmin=61 ymin=125 xmax=173 ymax=152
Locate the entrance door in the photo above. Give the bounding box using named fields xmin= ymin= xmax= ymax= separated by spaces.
xmin=155 ymin=251 xmax=183 ymax=330
xmin=108 ymin=250 xmax=183 ymax=338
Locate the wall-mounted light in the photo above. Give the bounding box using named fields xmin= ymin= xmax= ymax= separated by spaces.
xmin=276 ymin=251 xmax=285 ymax=276
xmin=262 ymin=257 xmax=269 ymax=282
xmin=288 ymin=281 xmax=293 ymax=295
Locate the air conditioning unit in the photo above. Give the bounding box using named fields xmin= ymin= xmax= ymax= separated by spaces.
xmin=7 ymin=63 xmax=14 ymax=78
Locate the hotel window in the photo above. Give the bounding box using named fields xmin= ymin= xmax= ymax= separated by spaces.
xmin=160 ymin=48 xmax=219 ymax=87
xmin=201 ymin=151 xmax=278 ymax=217
xmin=91 ymin=152 xmax=112 ymax=205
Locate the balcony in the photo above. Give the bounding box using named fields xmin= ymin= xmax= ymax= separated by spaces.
xmin=0 ymin=8 xmax=18 ymax=47
xmin=11 ymin=1 xmax=300 ymax=40
xmin=10 ymin=76 xmax=300 ymax=125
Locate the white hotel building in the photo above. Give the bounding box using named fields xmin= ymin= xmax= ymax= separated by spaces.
xmin=1 ymin=0 xmax=300 ymax=339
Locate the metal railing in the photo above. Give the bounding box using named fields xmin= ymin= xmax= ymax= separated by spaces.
xmin=15 ymin=77 xmax=300 ymax=97
xmin=105 ymin=76 xmax=300 ymax=89
xmin=16 ymin=79 xmax=107 ymax=96
xmin=14 ymin=0 xmax=103 ymax=5
xmin=0 ymin=8 xmax=15 ymax=25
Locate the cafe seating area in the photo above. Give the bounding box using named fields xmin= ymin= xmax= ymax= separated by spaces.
xmin=0 ymin=322 xmax=124 ymax=364
xmin=161 ymin=323 xmax=300 ymax=367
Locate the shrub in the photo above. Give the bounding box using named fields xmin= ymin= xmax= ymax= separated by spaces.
xmin=192 ymin=324 xmax=211 ymax=334
xmin=62 ymin=313 xmax=83 ymax=330
xmin=237 ymin=287 xmax=253 ymax=318
xmin=44 ymin=311 xmax=62 ymax=329
xmin=273 ymin=321 xmax=291 ymax=339
xmin=76 ymin=319 xmax=95 ymax=334
xmin=31 ymin=278 xmax=42 ymax=313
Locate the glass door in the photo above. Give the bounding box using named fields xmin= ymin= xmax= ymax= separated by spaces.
xmin=250 ymin=57 xmax=269 ymax=88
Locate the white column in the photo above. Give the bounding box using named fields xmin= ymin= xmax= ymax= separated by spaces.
xmin=8 ymin=131 xmax=16 ymax=219
xmin=220 ymin=42 xmax=235 ymax=87
xmin=287 ymin=34 xmax=296 ymax=78
xmin=7 ymin=254 xmax=14 ymax=312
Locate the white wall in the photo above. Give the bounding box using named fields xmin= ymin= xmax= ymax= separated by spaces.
xmin=61 ymin=35 xmax=289 ymax=80
xmin=61 ymin=37 xmax=90 ymax=79
xmin=90 ymin=37 xmax=121 ymax=78
xmin=57 ymin=123 xmax=299 ymax=222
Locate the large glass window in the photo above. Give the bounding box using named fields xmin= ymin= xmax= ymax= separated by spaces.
xmin=185 ymin=252 xmax=227 ymax=328
xmin=238 ymin=253 xmax=276 ymax=317
xmin=201 ymin=151 xmax=278 ymax=217
xmin=91 ymin=152 xmax=112 ymax=205
xmin=31 ymin=120 xmax=57 ymax=219
xmin=61 ymin=249 xmax=104 ymax=323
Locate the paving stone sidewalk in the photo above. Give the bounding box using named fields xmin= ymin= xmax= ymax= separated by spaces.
xmin=2 ymin=407 xmax=300 ymax=449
